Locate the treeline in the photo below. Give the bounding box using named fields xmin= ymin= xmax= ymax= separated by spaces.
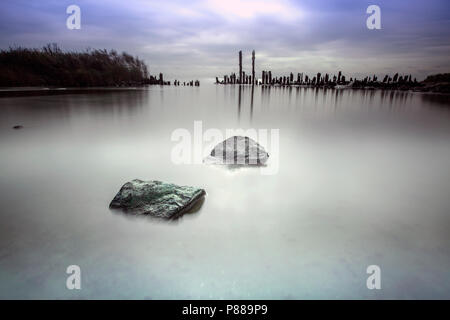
xmin=0 ymin=44 xmax=153 ymax=87
xmin=423 ymin=73 xmax=450 ymax=83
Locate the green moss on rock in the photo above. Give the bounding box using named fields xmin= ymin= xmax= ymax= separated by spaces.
xmin=109 ymin=179 xmax=205 ymax=219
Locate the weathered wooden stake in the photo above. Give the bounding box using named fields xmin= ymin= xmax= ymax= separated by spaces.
xmin=239 ymin=50 xmax=243 ymax=84
xmin=252 ymin=50 xmax=255 ymax=85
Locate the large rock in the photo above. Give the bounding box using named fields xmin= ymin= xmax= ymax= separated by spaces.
xmin=109 ymin=179 xmax=205 ymax=219
xmin=207 ymin=136 xmax=269 ymax=165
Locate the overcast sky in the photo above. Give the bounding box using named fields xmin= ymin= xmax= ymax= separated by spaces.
xmin=1 ymin=0 xmax=449 ymax=80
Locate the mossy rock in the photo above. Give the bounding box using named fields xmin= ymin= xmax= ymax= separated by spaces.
xmin=109 ymin=179 xmax=205 ymax=219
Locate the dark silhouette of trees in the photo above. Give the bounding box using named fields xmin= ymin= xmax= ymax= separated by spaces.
xmin=0 ymin=44 xmax=151 ymax=87
xmin=423 ymin=73 xmax=450 ymax=83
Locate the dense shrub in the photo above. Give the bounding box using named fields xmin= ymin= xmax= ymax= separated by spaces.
xmin=0 ymin=44 xmax=150 ymax=87
xmin=423 ymin=73 xmax=450 ymax=83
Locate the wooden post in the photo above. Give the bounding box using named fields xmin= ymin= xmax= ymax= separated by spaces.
xmin=252 ymin=50 xmax=255 ymax=85
xmin=239 ymin=50 xmax=243 ymax=84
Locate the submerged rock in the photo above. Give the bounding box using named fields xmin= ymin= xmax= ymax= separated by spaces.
xmin=109 ymin=179 xmax=205 ymax=219
xmin=207 ymin=136 xmax=269 ymax=165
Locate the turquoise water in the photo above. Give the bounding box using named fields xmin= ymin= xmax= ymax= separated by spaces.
xmin=0 ymin=85 xmax=449 ymax=299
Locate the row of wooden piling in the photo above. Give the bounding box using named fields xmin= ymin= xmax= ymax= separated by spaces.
xmin=216 ymin=50 xmax=258 ymax=85
xmin=143 ymin=73 xmax=170 ymax=85
xmin=173 ymin=80 xmax=200 ymax=86
xmin=215 ymin=50 xmax=418 ymax=89
xmin=143 ymin=72 xmax=200 ymax=86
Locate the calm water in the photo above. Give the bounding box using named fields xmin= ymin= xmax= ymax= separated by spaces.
xmin=0 ymin=85 xmax=450 ymax=299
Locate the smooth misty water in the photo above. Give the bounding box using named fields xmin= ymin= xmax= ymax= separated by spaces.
xmin=0 ymin=85 xmax=450 ymax=299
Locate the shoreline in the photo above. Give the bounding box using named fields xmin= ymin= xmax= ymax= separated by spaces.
xmin=1 ymin=84 xmax=449 ymax=98
xmin=0 ymin=86 xmax=148 ymax=98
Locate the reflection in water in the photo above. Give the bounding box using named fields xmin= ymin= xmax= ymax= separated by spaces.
xmin=0 ymin=89 xmax=149 ymax=128
xmin=236 ymin=84 xmax=256 ymax=121
xmin=250 ymin=84 xmax=254 ymax=120
xmin=249 ymin=86 xmax=450 ymax=116
xmin=260 ymin=85 xmax=270 ymax=111
xmin=111 ymin=195 xmax=205 ymax=226
xmin=238 ymin=84 xmax=241 ymax=120
xmin=223 ymin=163 xmax=267 ymax=171
xmin=333 ymin=88 xmax=339 ymax=110
xmin=0 ymin=85 xmax=450 ymax=299
xmin=421 ymin=92 xmax=450 ymax=107
xmin=226 ymin=85 xmax=450 ymax=123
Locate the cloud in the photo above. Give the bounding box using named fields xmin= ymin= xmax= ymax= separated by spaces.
xmin=0 ymin=0 xmax=449 ymax=80
xmin=205 ymin=0 xmax=302 ymax=20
